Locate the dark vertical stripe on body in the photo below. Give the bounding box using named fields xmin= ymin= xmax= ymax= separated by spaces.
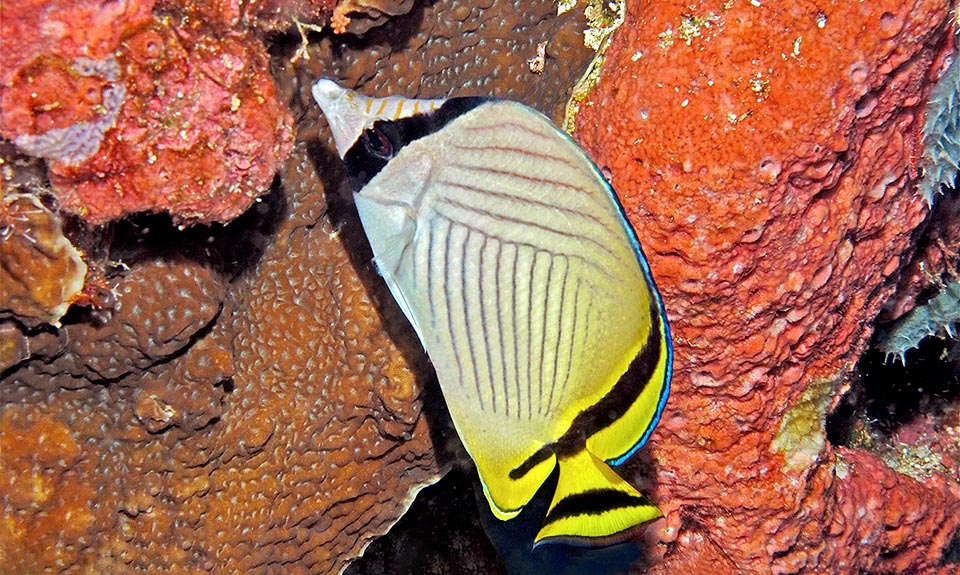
xmin=395 ymin=235 xmax=414 ymax=279
xmin=431 ymin=208 xmax=623 ymax=287
xmin=545 ymin=257 xmax=568 ymax=415
xmin=461 ymin=227 xmax=489 ymax=410
xmin=426 ymin=220 xmax=436 ymax=330
xmin=492 ymin=240 xmax=509 ymax=417
xmin=508 ymin=245 xmax=521 ymax=418
xmin=476 ymin=233 xmax=499 ymax=412
xmin=537 ymin=255 xmax=553 ymax=415
xmin=525 ymin=247 xmax=535 ymax=421
xmin=442 ymin=220 xmax=475 ymax=408
xmin=509 ymin=297 xmax=664 ymax=479
xmin=555 ymin=296 xmax=662 ymax=457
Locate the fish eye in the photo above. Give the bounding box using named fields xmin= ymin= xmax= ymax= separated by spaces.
xmin=362 ymin=126 xmax=394 ymax=160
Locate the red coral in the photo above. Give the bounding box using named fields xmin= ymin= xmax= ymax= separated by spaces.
xmin=61 ymin=18 xmax=293 ymax=224
xmin=1 ymin=9 xmax=293 ymax=225
xmin=575 ymin=0 xmax=959 ymax=572
xmin=0 ymin=0 xmax=155 ymax=87
xmin=157 ymin=0 xmax=337 ymax=33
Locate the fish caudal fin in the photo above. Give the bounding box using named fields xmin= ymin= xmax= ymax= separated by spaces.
xmin=534 ymin=449 xmax=661 ymax=546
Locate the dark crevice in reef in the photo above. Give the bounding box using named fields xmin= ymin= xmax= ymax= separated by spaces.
xmin=102 ymin=176 xmax=287 ymax=281
xmin=344 ymin=467 xmax=507 ymax=575
xmin=942 ymin=526 xmax=960 ymax=566
xmin=346 ymin=459 xmax=660 ymax=575
xmin=827 ymin=334 xmax=959 ymax=448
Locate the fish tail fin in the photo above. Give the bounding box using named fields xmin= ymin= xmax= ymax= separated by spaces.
xmin=533 ymin=450 xmax=661 ymax=547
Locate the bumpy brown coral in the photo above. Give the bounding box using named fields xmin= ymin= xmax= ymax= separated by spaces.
xmin=36 ymin=257 xmax=225 ymax=383
xmin=334 ymin=0 xmax=415 ymax=35
xmin=294 ymin=0 xmax=596 ymax=120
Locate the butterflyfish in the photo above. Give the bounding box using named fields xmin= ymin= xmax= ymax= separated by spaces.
xmin=312 ymin=79 xmax=672 ymax=546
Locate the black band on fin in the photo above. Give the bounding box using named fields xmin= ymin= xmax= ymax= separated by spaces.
xmin=542 ymin=488 xmax=654 ymax=525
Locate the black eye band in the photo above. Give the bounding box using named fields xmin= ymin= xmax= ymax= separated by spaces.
xmin=362 ymin=125 xmax=394 ymax=160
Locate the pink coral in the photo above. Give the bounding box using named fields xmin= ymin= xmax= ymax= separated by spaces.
xmin=1 ymin=7 xmax=293 ymax=225
xmin=0 ymin=0 xmax=155 ymax=87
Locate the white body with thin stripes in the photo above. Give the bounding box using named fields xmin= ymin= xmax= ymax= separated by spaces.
xmin=353 ymin=101 xmax=651 ymax=511
xmin=314 ymin=79 xmax=670 ymax=543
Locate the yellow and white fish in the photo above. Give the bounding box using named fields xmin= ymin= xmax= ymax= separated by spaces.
xmin=312 ymin=79 xmax=672 ymax=546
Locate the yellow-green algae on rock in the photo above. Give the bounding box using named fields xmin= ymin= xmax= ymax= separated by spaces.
xmin=771 ymin=377 xmax=838 ymax=471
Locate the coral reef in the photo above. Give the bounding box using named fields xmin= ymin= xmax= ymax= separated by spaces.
xmin=0 ymin=0 xmax=155 ymax=86
xmin=1 ymin=3 xmax=595 ymax=573
xmin=157 ymin=0 xmax=409 ymax=36
xmin=573 ymin=0 xmax=960 ymax=573
xmin=34 ymin=257 xmax=226 ymax=384
xmin=1 ymin=3 xmax=294 ymax=225
xmin=0 ymin=181 xmax=441 ymax=573
xmin=2 ymin=0 xmax=959 ymax=574
xmin=291 ymin=0 xmax=596 ymax=118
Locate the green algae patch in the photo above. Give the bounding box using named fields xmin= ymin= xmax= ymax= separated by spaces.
xmin=562 ymin=0 xmax=625 ymax=134
xmin=772 ymin=377 xmax=839 ymax=471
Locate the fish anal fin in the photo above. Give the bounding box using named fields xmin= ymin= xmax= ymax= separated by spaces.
xmin=534 ymin=450 xmax=661 ymax=547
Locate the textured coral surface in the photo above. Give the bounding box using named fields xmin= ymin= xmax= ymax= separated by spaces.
xmin=0 ymin=191 xmax=87 ymax=327
xmin=0 ymin=0 xmax=155 ymax=86
xmin=882 ymin=187 xmax=960 ymax=323
xmin=1 ymin=2 xmax=293 ymax=225
xmin=157 ymin=0 xmax=335 ymax=32
xmin=574 ymin=0 xmax=960 ymax=572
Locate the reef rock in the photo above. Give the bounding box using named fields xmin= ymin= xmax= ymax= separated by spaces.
xmin=157 ymin=0 xmax=335 ymax=34
xmin=0 ymin=0 xmax=155 ymax=87
xmin=1 ymin=6 xmax=293 ymax=225
xmin=573 ymin=0 xmax=960 ymax=573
